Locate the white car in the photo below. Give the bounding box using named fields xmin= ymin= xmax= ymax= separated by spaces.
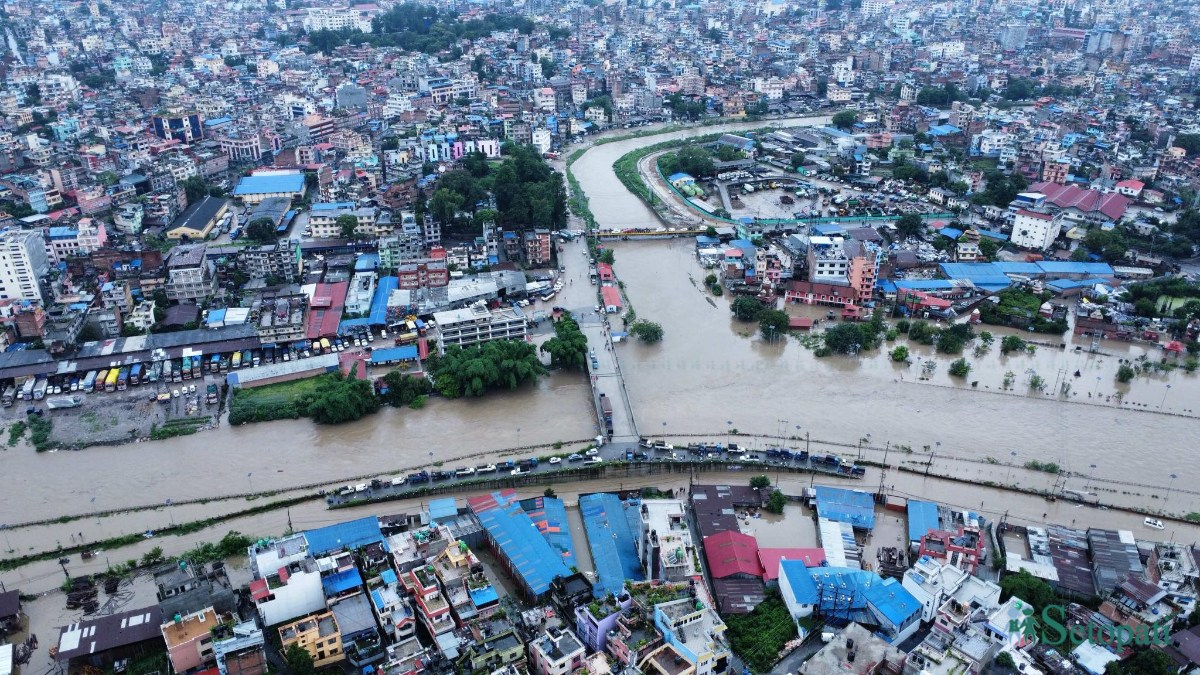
xmin=188 ymin=384 xmax=197 ymax=394
xmin=585 ymin=448 xmax=599 ymax=456
xmin=548 ymin=456 xmax=562 ymax=464
xmin=455 ymin=467 xmax=476 ymax=477
xmin=172 ymin=389 xmax=180 ymax=398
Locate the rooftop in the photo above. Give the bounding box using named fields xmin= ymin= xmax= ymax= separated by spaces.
xmin=233 ymin=173 xmax=306 ymax=195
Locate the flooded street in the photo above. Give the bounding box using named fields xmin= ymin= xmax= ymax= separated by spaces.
xmin=611 ymin=237 xmax=1200 ymax=497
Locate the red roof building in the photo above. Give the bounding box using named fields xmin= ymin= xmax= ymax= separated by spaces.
xmin=596 ymin=263 xmax=615 ymax=282
xmin=1028 ymin=182 xmax=1131 ymax=221
xmin=306 ymin=281 xmax=348 ymax=338
xmin=703 ymin=531 xmax=764 ymax=579
xmin=600 ymin=286 xmax=623 ymax=312
xmin=758 ymin=548 xmax=827 ymax=582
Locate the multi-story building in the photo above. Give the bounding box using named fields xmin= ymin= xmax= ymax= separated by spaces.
xmin=575 ymin=592 xmax=633 ymax=653
xmin=378 ymin=234 xmax=425 ymax=269
xmin=238 ymin=240 xmax=301 ymax=282
xmin=396 ymin=260 xmax=449 ymax=290
xmin=1010 ymin=209 xmax=1062 ymax=250
xmin=279 ymin=612 xmax=343 ymax=668
xmin=46 ymin=218 xmax=108 ymax=262
xmin=529 ymin=628 xmax=586 ymax=675
xmin=400 ymin=564 xmax=454 ymax=639
xmin=164 ymin=244 xmax=216 ymax=302
xmin=302 ymin=7 xmax=374 ymax=32
xmin=432 ymin=301 xmax=528 ymax=354
xmin=524 ymin=229 xmax=552 ymax=266
xmin=247 ymin=535 xmax=326 ymax=627
xmin=153 ymin=110 xmax=204 ymax=144
xmin=100 ymin=279 xmax=134 ymax=314
xmin=652 ymin=598 xmax=730 ymax=675
xmin=307 ymin=203 xmax=389 ymax=238
xmin=161 ymin=607 xmax=221 ymax=674
xmin=638 ymin=500 xmax=694 ymax=583
xmin=0 ymin=228 xmax=49 ymax=303
xmin=806 ymin=236 xmax=850 ymax=284
xmin=253 ymin=294 xmax=307 ymax=343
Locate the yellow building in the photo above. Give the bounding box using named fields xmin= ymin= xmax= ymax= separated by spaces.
xmin=279 ymin=612 xmax=343 ymax=668
xmin=166 ymin=195 xmax=229 ymax=240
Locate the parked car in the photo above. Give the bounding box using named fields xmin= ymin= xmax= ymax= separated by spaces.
xmin=567 ymin=453 xmax=584 ymax=462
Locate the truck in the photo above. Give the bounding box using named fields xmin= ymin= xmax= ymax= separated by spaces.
xmin=116 ymin=367 xmax=130 ymax=391
xmin=2 ymin=385 xmax=15 ymax=407
xmin=190 ymin=357 xmax=201 ymax=379
xmin=82 ymin=371 xmax=97 ymax=392
xmin=517 ymin=457 xmax=539 ymax=471
xmin=210 ymin=354 xmax=221 ymax=372
xmin=130 ymin=363 xmax=143 ymax=386
xmin=32 ymin=378 xmax=48 ymax=400
xmin=232 ymin=352 xmax=242 ymax=369
xmin=598 ymin=393 xmax=614 ymax=438
xmin=172 ymin=359 xmax=182 ymax=382
xmin=104 ymin=369 xmax=119 ymax=392
xmin=181 ymin=357 xmax=192 ymax=380
xmin=47 ymin=395 xmax=84 ymax=409
xmin=20 ymin=377 xmax=35 ymax=400
xmin=206 ymin=384 xmax=219 ymax=404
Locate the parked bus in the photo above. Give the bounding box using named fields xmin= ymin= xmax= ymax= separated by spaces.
xmin=181 ymin=357 xmax=192 ymax=380
xmin=232 ymin=352 xmax=241 ymax=369
xmin=94 ymin=370 xmax=108 ymax=393
xmin=32 ymin=378 xmax=47 ymax=400
xmin=116 ymin=367 xmax=130 ymax=391
xmin=2 ymin=386 xmax=15 ymax=407
xmin=20 ymin=377 xmax=35 ymax=400
xmin=103 ymin=369 xmax=118 ymax=392
xmin=130 ymin=363 xmax=143 ymax=386
xmin=82 ymin=371 xmax=97 ymax=392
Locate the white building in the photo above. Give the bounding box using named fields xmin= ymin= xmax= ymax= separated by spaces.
xmin=901 ymin=556 xmax=968 ymax=622
xmin=302 ymin=7 xmax=373 ymax=33
xmin=432 ymin=301 xmax=528 ymax=354
xmin=531 ymin=128 xmax=552 ymax=156
xmin=248 ymin=535 xmax=326 ymax=627
xmin=529 ymin=629 xmax=586 ymax=675
xmin=1011 ymin=209 xmax=1062 ymax=250
xmin=0 ymin=228 xmax=50 ymax=303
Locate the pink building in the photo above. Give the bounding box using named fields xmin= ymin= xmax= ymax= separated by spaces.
xmin=161 ymin=607 xmax=221 ymax=673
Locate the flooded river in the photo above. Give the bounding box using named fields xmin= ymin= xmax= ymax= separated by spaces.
xmin=1 ymin=114 xmax=1195 ymax=563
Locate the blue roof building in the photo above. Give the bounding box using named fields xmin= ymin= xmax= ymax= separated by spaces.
xmin=814 ymin=486 xmax=876 ymax=529
xmin=304 ymin=517 xmax=387 ymax=557
xmin=468 ymin=490 xmax=574 ymax=600
xmin=778 ymin=561 xmax=921 ymax=644
xmin=907 ymin=501 xmax=940 ymax=544
xmin=321 ymin=567 xmax=363 ymax=597
xmin=232 ymin=174 xmax=306 ymax=203
xmin=579 ymin=494 xmax=644 ymax=597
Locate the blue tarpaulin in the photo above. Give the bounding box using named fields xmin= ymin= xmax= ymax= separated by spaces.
xmin=322 ymin=568 xmax=363 ymax=596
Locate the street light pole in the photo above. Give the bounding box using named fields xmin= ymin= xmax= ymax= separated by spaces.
xmin=1007 ymin=451 xmax=1017 ymax=483
xmin=1087 ymin=463 xmax=1097 ymax=490
xmin=1160 ymin=384 xmax=1172 ymax=409
xmin=1166 ymin=473 xmax=1179 ymax=502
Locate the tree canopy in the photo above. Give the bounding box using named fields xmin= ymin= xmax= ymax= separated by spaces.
xmin=296 ymin=368 xmax=379 ymax=424
xmin=629 ymin=320 xmax=664 ymax=343
xmin=831 ymin=110 xmax=858 ymax=130
xmin=658 ymin=145 xmax=715 ymax=178
xmin=759 ymin=309 xmax=790 ymax=341
xmin=246 ymin=217 xmax=278 ymax=243
xmin=541 ymin=313 xmax=589 ymax=370
xmin=430 ymin=143 xmax=567 ymax=237
xmin=305 ymin=3 xmax=534 ymax=56
xmin=380 ymin=371 xmax=432 ymax=407
xmin=894 ymin=213 xmax=925 ymax=239
xmin=999 ymin=570 xmax=1057 ymax=617
xmin=731 ymin=297 xmax=765 ymax=321
xmin=429 ymin=340 xmax=546 ymax=398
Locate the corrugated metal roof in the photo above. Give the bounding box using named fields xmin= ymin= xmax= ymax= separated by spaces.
xmin=579 ymin=494 xmax=644 ymax=597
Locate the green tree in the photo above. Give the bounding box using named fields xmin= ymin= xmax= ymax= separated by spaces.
xmin=731 ymin=297 xmax=764 ymax=321
xmin=949 ymin=358 xmax=971 ymax=377
xmin=284 ymin=643 xmax=315 ymax=675
xmin=245 ymin=217 xmax=278 ymax=243
xmin=705 ymin=226 xmax=718 ymax=237
xmin=429 ymin=340 xmax=547 ymax=398
xmin=831 ymin=110 xmax=857 ymax=130
xmin=789 ymin=152 xmax=806 ymax=170
xmin=335 ymin=214 xmax=359 ymax=239
xmin=895 ymin=213 xmax=925 ymax=239
xmin=140 ymin=546 xmax=164 ymax=565
xmin=999 ymin=570 xmax=1057 ymax=617
xmin=994 ymin=652 xmax=1016 ymax=670
xmin=380 ymin=371 xmax=432 ymax=407
xmin=429 ymin=188 xmax=465 ymax=226
xmin=298 ymin=368 xmax=379 ymax=424
xmin=541 ymin=314 xmax=589 ymax=370
xmin=539 ymin=56 xmax=556 ymax=78
xmin=598 ymin=249 xmax=615 ymax=264
xmin=890 ymin=345 xmax=909 ymax=361
xmin=629 ymin=320 xmax=664 ymax=344
xmin=765 ymin=489 xmax=787 ymax=514
xmin=1116 ymin=364 xmax=1136 ymax=383
xmin=1104 ymin=649 xmax=1177 ymax=675
xmin=181 ymin=176 xmax=209 ymax=203
xmin=96 ymin=171 xmax=118 ymax=186
xmin=758 ymin=309 xmax=789 ymax=341
xmin=749 ymin=476 xmax=771 ymax=489
xmin=1000 ymin=335 xmax=1027 ymax=355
